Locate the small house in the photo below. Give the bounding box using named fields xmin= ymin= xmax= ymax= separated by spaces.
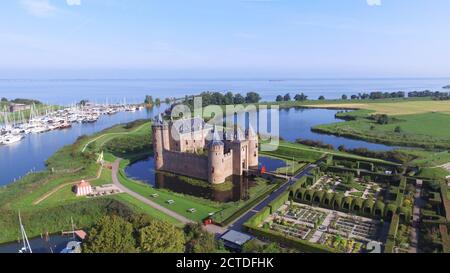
xmin=74 ymin=180 xmax=92 ymax=196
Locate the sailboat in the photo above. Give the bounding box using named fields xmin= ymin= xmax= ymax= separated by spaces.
xmin=18 ymin=212 xmax=33 ymax=254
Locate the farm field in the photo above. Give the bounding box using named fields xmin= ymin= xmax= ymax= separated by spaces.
xmin=303 ymin=100 xmax=450 ymax=116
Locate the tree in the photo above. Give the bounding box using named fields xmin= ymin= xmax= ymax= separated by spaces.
xmin=234 ymin=94 xmax=245 ymax=104
xmin=165 ymin=97 xmax=171 ymax=104
xmin=83 ymin=215 xmax=136 ymax=253
xmin=276 ymin=95 xmax=283 ymax=102
xmin=283 ymin=93 xmax=291 ymax=101
xmin=1 ymin=97 xmax=7 ymax=102
xmin=245 ymin=92 xmax=261 ymax=103
xmin=184 ymin=223 xmax=217 ymax=253
xmin=294 ymin=93 xmax=308 ymax=101
xmin=155 ymin=98 xmax=161 ymax=105
xmin=224 ymin=92 xmax=234 ymax=105
xmin=342 ymin=94 xmax=348 ymax=100
xmin=318 ymin=95 xmax=325 ymax=100
xmin=144 ymin=95 xmax=154 ymax=105
xmin=138 ymin=220 xmax=185 ymax=253
xmin=394 ymin=126 xmax=402 ymax=133
xmin=350 ymin=95 xmax=358 ymax=100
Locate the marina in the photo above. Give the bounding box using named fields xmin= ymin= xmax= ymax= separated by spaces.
xmin=0 ymin=104 xmax=166 ymax=185
xmin=1 ymin=103 xmax=144 ymax=146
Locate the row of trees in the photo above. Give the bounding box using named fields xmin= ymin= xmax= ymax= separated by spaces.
xmin=83 ymin=215 xmax=223 ymax=253
xmin=0 ymin=97 xmax=42 ymax=105
xmin=408 ymin=90 xmax=449 ymax=98
xmin=275 ymin=93 xmax=308 ymax=102
xmin=182 ymin=91 xmax=262 ymax=107
xmin=144 ymin=95 xmax=174 ymax=106
xmin=295 ymin=138 xmax=334 ymax=150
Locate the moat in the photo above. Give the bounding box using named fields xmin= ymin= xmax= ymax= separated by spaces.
xmin=124 ymin=156 xmax=287 ymax=202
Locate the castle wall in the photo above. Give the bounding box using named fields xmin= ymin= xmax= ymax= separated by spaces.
xmin=223 ymin=152 xmax=233 ymax=178
xmin=161 ymin=150 xmax=209 ymax=180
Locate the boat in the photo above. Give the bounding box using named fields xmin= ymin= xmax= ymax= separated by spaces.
xmin=18 ymin=212 xmax=33 ymax=253
xmin=1 ymin=134 xmax=24 ymax=145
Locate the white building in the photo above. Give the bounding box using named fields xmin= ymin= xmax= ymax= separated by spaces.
xmin=75 ymin=180 xmax=92 ymax=196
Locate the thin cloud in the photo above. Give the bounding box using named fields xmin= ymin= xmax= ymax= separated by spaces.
xmin=367 ymin=0 xmax=382 ymax=6
xmin=19 ymin=0 xmax=58 ymax=17
xmin=66 ymin=0 xmax=81 ymax=6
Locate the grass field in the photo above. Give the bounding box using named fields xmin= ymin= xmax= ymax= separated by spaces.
xmin=0 ymin=120 xmax=186 ymax=244
xmin=313 ymin=111 xmax=450 ymax=149
xmin=303 ymin=100 xmax=450 ymax=116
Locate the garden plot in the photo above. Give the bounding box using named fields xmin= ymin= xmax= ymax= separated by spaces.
xmin=263 ymin=202 xmax=384 ymax=253
xmin=312 ymin=175 xmax=382 ymax=200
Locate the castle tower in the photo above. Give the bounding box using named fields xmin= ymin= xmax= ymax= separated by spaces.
xmin=208 ymin=126 xmax=225 ymax=184
xmin=231 ymin=128 xmax=248 ymax=176
xmin=247 ymin=126 xmax=259 ymax=168
xmin=152 ymin=114 xmax=164 ymax=170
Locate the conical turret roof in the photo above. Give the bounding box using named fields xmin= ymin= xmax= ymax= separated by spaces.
xmin=209 ymin=125 xmax=223 ymax=147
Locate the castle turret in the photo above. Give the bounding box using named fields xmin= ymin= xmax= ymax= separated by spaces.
xmin=247 ymin=126 xmax=259 ymax=168
xmin=231 ymin=128 xmax=248 ymax=176
xmin=208 ymin=126 xmax=225 ymax=184
xmin=152 ymin=114 xmax=164 ymax=170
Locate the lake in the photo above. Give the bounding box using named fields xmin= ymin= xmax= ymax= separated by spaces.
xmin=1 ymin=78 xmax=449 ymax=105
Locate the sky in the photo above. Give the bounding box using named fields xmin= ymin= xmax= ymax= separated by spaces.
xmin=0 ymin=0 xmax=449 ymax=78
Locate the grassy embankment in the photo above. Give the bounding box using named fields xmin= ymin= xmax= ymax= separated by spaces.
xmin=306 ymin=100 xmax=450 ymax=149
xmin=0 ymin=120 xmax=183 ymax=244
xmin=300 ymin=99 xmax=450 ymax=181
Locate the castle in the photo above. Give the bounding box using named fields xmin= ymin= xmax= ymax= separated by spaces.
xmin=152 ymin=115 xmax=259 ymax=184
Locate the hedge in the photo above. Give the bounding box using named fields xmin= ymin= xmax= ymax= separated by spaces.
xmin=243 ymin=224 xmax=337 ymax=253
xmin=212 ymin=183 xmax=277 ymax=226
xmin=384 ymin=213 xmax=399 ymax=253
xmin=245 ymin=207 xmax=271 ymax=227
xmin=268 ymin=191 xmax=290 ymax=214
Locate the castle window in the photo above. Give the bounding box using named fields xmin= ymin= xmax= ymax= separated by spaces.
xmin=211 ymin=167 xmax=215 ymax=174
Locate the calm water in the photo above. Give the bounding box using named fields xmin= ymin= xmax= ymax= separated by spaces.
xmin=1 ymin=78 xmax=449 ymax=105
xmin=0 ymin=234 xmax=76 ymax=253
xmin=0 ymin=107 xmax=166 ymax=185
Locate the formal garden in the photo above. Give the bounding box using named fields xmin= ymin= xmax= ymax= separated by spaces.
xmin=254 ymin=202 xmax=385 ymax=253
xmin=311 ymin=173 xmax=383 ymax=199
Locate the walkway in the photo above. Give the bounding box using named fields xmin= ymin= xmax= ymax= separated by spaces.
xmin=228 ymin=164 xmax=316 ymax=232
xmin=81 ymin=123 xmax=148 ymax=153
xmin=33 ymin=165 xmax=104 ymax=205
xmin=409 ymin=184 xmax=425 ymax=253
xmin=111 ymin=159 xmax=194 ymax=225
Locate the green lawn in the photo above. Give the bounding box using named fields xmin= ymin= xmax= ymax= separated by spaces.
xmin=118 ymin=171 xmax=220 ymax=222
xmin=39 ymin=168 xmax=113 ymax=207
xmin=313 ymin=112 xmax=450 ymax=149
xmin=262 ymin=140 xmax=398 ymax=165
xmin=110 ymin=194 xmax=183 ymax=227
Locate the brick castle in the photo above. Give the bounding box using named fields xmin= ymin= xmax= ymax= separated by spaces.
xmin=152 ymin=115 xmax=259 ymax=184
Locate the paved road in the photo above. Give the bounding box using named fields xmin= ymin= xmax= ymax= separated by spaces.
xmin=111 ymin=159 xmax=194 ymax=225
xmin=409 ymin=184 xmax=425 ymax=253
xmin=228 ymin=164 xmax=316 ymax=232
